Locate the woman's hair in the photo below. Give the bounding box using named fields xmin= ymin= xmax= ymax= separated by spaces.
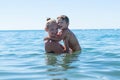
xmin=57 ymin=15 xmax=69 ymax=24
xmin=46 ymin=18 xmax=51 ymax=21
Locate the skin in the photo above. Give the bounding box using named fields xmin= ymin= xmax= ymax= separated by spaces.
xmin=44 ymin=22 xmax=65 ymax=54
xmin=45 ymin=41 xmax=64 ymax=54
xmin=47 ymin=18 xmax=81 ymax=53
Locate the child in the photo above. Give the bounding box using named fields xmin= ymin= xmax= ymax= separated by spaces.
xmin=46 ymin=15 xmax=81 ymax=53
xmin=44 ymin=18 xmax=65 ymax=54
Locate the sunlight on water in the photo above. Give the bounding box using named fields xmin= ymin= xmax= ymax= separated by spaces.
xmin=0 ymin=29 xmax=120 ymax=80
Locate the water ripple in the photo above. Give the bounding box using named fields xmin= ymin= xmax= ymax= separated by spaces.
xmin=0 ymin=30 xmax=120 ymax=80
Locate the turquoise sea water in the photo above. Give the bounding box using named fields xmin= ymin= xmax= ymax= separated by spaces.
xmin=0 ymin=29 xmax=120 ymax=80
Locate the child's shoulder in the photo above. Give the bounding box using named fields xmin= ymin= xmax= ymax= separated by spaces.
xmin=65 ymin=28 xmax=72 ymax=33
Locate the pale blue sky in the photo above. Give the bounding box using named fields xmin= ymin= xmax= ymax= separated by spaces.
xmin=0 ymin=0 xmax=120 ymax=30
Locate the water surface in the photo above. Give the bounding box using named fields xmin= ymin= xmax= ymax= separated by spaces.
xmin=0 ymin=29 xmax=120 ymax=80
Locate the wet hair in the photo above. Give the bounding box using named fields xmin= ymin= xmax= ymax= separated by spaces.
xmin=45 ymin=18 xmax=57 ymax=30
xmin=57 ymin=15 xmax=69 ymax=24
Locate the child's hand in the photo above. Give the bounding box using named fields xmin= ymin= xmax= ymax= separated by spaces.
xmin=64 ymin=48 xmax=72 ymax=54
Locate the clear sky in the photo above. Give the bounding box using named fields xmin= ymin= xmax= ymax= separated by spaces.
xmin=0 ymin=0 xmax=120 ymax=30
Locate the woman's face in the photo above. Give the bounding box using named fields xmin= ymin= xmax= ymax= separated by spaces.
xmin=48 ymin=23 xmax=58 ymax=37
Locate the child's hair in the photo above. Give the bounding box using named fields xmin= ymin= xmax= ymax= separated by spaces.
xmin=45 ymin=18 xmax=57 ymax=31
xmin=57 ymin=15 xmax=69 ymax=24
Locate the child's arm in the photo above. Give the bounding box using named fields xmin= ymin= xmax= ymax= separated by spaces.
xmin=44 ymin=36 xmax=62 ymax=42
xmin=64 ymin=39 xmax=70 ymax=53
xmin=47 ymin=31 xmax=66 ymax=41
xmin=49 ymin=35 xmax=62 ymax=41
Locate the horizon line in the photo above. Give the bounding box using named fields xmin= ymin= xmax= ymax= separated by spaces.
xmin=0 ymin=28 xmax=120 ymax=31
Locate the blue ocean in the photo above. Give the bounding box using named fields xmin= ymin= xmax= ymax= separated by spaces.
xmin=0 ymin=29 xmax=120 ymax=80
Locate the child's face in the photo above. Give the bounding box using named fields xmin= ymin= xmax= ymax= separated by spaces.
xmin=47 ymin=23 xmax=58 ymax=37
xmin=57 ymin=18 xmax=68 ymax=30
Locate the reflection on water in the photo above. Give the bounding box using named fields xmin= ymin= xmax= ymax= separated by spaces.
xmin=45 ymin=52 xmax=81 ymax=80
